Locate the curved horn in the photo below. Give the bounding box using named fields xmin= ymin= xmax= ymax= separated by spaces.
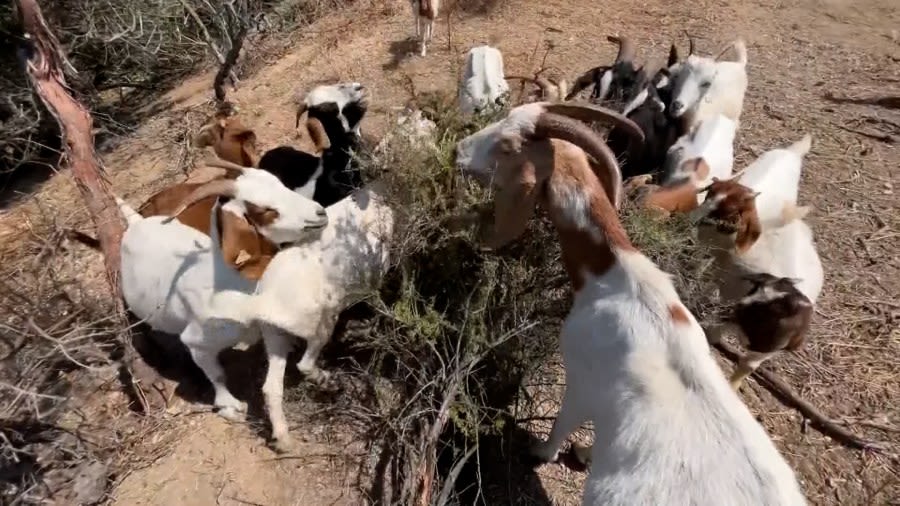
xmin=305 ymin=117 xmax=331 ymax=152
xmin=295 ymin=102 xmax=308 ymax=129
xmin=163 ymin=179 xmax=238 ymax=223
xmin=203 ymin=156 xmax=248 ymax=179
xmin=607 ymin=35 xmax=635 ymax=64
xmin=542 ymin=103 xmax=645 ymax=147
xmin=688 ymin=36 xmax=695 ymax=56
xmin=532 ymin=112 xmax=623 ymax=208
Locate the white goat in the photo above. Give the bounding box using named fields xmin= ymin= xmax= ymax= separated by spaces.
xmin=458 ymin=45 xmax=510 ymax=116
xmin=410 ymin=0 xmax=439 ymax=56
xmin=118 ymin=160 xmax=328 ymax=420
xmin=456 ymin=101 xmax=807 ymax=505
xmin=669 ymin=39 xmax=748 ymax=131
xmin=661 ymin=113 xmax=738 ymax=202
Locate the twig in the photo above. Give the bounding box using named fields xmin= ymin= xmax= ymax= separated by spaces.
xmin=714 ymin=341 xmax=887 ymax=452
xmin=824 ymin=92 xmax=900 ymax=110
xmin=213 ymin=20 xmax=248 ymax=102
xmin=836 ymin=125 xmax=897 ymax=144
xmin=179 ymin=0 xmax=238 ymax=86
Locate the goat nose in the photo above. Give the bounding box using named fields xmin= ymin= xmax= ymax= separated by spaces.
xmin=316 ymin=207 xmax=327 ymax=217
xmin=671 ymin=100 xmax=684 ymax=111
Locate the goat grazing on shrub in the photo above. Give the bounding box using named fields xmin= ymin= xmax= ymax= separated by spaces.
xmin=457 ymin=102 xmax=807 ymax=506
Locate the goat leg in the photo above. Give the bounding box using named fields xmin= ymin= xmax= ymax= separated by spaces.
xmin=295 ymin=313 xmax=338 ymax=389
xmin=184 ymin=322 xmax=247 ymax=421
xmin=729 ymin=350 xmax=775 ymax=390
xmin=530 ymin=384 xmax=589 ymax=463
xmin=261 ymin=324 xmax=294 ymax=453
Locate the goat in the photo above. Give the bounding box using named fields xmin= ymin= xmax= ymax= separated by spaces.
xmin=669 ymin=38 xmax=749 ymax=131
xmin=455 ymin=102 xmax=645 ymax=203
xmin=410 ymin=0 xmax=439 ymax=56
xmin=138 ymin=83 xmax=368 ymax=279
xmin=690 ymin=136 xmax=822 ymax=390
xmin=458 ymin=45 xmax=510 ymax=116
xmin=566 ymin=36 xmax=644 ymax=105
xmin=118 ymin=158 xmax=328 ymax=423
xmin=721 ymin=273 xmax=814 ymax=389
xmin=506 ymin=69 xmax=569 ymax=103
xmin=457 ymin=101 xmax=807 ymax=505
xmin=295 ymin=82 xmax=369 ymax=206
xmin=195 ymin=111 xmax=260 ymax=167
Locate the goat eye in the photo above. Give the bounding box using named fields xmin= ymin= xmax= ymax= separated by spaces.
xmin=700 ymin=81 xmax=711 ymax=89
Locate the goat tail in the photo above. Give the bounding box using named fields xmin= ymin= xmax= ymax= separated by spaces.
xmin=115 ymin=196 xmax=142 ymax=226
xmin=787 ymin=134 xmax=813 ymax=157
xmin=732 ymin=38 xmax=748 ymax=65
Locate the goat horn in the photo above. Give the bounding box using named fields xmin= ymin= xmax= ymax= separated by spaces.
xmin=163 ymin=179 xmax=238 ymax=223
xmin=542 ymin=102 xmax=645 ymax=147
xmin=295 ymin=102 xmax=308 ymax=129
xmin=204 ymin=156 xmax=248 ymax=179
xmin=726 ymin=167 xmax=747 ymax=182
xmin=608 ymin=35 xmax=636 ymax=64
xmin=305 ymin=117 xmax=331 ymax=152
xmin=533 ymin=111 xmax=623 ymax=208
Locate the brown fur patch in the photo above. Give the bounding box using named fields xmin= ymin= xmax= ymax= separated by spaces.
xmin=642 ymin=182 xmax=699 ymax=213
xmin=196 ymin=115 xmax=260 ymax=167
xmin=541 ymin=140 xmax=634 ymax=291
xmin=702 ymin=180 xmax=761 ymax=253
xmin=138 ymin=183 xmax=278 ymax=281
xmin=244 ymin=202 xmax=280 ymax=228
xmin=732 ymin=277 xmax=813 ymax=353
xmin=668 ymin=304 xmax=691 ymax=324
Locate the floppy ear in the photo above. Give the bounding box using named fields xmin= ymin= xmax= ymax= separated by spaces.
xmin=688 ymin=157 xmax=710 ymax=182
xmin=217 ymin=207 xmax=272 ymax=278
xmin=735 ymin=202 xmax=762 ymax=254
xmin=234 ymin=130 xmax=259 ymax=167
xmin=486 ymin=160 xmax=539 ymax=249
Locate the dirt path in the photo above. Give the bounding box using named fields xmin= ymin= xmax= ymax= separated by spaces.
xmin=4 ymin=0 xmax=897 ymax=504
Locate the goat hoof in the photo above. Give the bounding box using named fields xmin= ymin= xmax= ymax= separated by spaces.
xmin=270 ymin=435 xmax=296 ymax=454
xmin=216 ymin=403 xmax=248 ymax=422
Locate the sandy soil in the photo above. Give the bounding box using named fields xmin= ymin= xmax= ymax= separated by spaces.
xmin=3 ymin=0 xmax=898 ymax=504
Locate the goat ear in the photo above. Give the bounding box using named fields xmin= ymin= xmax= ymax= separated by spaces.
xmin=735 ymin=209 xmax=762 ymax=254
xmin=218 ymin=209 xmax=265 ymax=272
xmin=305 ymin=117 xmax=331 ymax=153
xmin=194 ymin=123 xmax=221 ymax=148
xmin=689 ymin=158 xmax=710 ymax=181
xmin=486 ymin=161 xmax=538 ymax=250
xmin=234 ymin=130 xmax=259 ymax=167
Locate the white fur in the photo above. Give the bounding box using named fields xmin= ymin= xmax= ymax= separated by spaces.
xmin=670 ymin=39 xmax=748 ymax=131
xmin=117 ymin=168 xmax=328 ymax=420
xmin=663 ymin=114 xmax=737 ymax=202
xmin=303 ymin=82 xmax=366 ymax=135
xmin=203 ymin=183 xmax=394 ymax=450
xmin=531 ymin=247 xmax=807 ymax=505
xmin=458 ymin=45 xmax=511 ymax=116
xmin=693 ymin=134 xmax=822 ymax=303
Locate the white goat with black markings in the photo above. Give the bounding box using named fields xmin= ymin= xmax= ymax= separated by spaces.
xmin=690 ymin=134 xmax=822 ymax=390
xmin=456 ymin=101 xmax=807 ymax=506
xmin=458 ymin=45 xmax=510 ymax=116
xmin=117 ymin=159 xmax=328 ymax=421
xmin=669 ymin=38 xmax=748 ymax=131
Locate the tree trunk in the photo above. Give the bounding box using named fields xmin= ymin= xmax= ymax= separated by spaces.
xmin=16 ymin=0 xmax=124 ymax=297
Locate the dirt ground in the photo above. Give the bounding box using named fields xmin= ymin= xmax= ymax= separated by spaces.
xmin=3 ymin=0 xmax=898 ymax=504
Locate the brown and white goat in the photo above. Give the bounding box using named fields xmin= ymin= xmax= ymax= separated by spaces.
xmin=455 ymin=101 xmax=806 ymax=505
xmin=411 ymin=0 xmax=439 ymax=56
xmin=723 ymin=272 xmax=814 ymax=389
xmin=195 ymin=113 xmax=260 ymax=167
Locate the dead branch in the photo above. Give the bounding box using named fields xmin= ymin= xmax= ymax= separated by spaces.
xmin=213 ymin=23 xmax=248 ymax=103
xmin=16 ymin=0 xmax=162 ymax=415
xmin=824 ymin=92 xmax=900 ymax=110
xmin=714 ymin=341 xmax=887 ymax=452
xmin=836 ymin=125 xmax=897 ymax=144
xmin=179 ymin=0 xmax=239 ymax=87
xmin=16 ymin=0 xmax=124 ymax=297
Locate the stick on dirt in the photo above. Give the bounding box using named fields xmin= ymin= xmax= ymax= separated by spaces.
xmin=714 ymin=341 xmax=887 ymax=452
